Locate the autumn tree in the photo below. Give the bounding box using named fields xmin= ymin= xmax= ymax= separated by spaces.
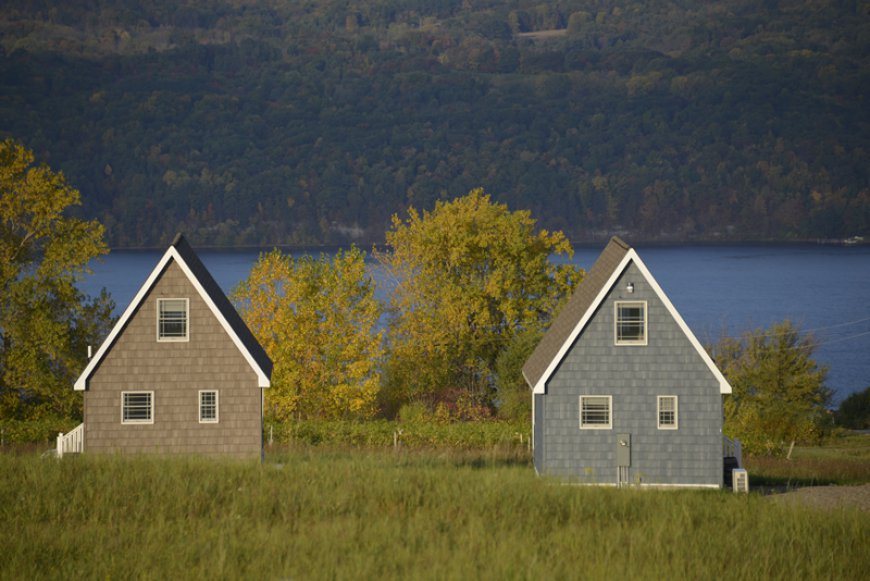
xmin=378 ymin=188 xmax=582 ymax=413
xmin=233 ymin=247 xmax=383 ymax=420
xmin=0 ymin=138 xmax=113 ymax=421
xmin=713 ymin=320 xmax=832 ymax=456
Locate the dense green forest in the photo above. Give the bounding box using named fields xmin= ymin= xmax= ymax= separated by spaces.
xmin=0 ymin=0 xmax=867 ymax=247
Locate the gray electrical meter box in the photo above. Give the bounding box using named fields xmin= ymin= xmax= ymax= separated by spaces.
xmin=617 ymin=433 xmax=631 ymax=467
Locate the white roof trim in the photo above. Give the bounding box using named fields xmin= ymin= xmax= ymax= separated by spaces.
xmin=74 ymin=246 xmax=271 ymax=390
xmin=532 ymin=249 xmax=731 ymax=395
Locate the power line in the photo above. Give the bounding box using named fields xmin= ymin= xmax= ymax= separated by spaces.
xmin=813 ymin=329 xmax=870 ymax=348
xmin=702 ymin=315 xmax=870 ymax=341
xmin=804 ymin=316 xmax=870 ymax=334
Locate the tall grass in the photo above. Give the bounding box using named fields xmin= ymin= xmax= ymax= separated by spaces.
xmin=1 ymin=449 xmax=868 ymax=580
xmin=746 ymin=433 xmax=870 ymax=487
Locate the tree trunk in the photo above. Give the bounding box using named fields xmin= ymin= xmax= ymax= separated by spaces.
xmin=786 ymin=440 xmax=795 ymax=460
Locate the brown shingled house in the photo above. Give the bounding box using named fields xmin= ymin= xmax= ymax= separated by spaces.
xmin=60 ymin=234 xmax=272 ymax=459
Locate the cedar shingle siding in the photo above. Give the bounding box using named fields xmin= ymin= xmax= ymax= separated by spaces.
xmin=80 ymin=237 xmax=270 ymax=459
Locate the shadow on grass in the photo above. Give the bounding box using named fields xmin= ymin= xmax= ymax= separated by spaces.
xmin=749 ymin=473 xmax=844 ymax=493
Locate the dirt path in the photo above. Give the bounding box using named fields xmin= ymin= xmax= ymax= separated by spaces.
xmin=769 ymin=483 xmax=870 ymax=512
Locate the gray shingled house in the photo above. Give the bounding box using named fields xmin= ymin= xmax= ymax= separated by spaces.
xmin=61 ymin=234 xmax=272 ymax=459
xmin=523 ymin=237 xmax=740 ymax=487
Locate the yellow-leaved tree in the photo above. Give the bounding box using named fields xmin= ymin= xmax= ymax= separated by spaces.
xmin=0 ymin=138 xmax=113 ymax=422
xmin=377 ymin=188 xmax=582 ymax=415
xmin=232 ymin=246 xmax=383 ymax=420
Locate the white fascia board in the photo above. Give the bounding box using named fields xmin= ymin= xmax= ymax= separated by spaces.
xmin=532 ymin=253 xmax=634 ymax=394
xmin=532 ymin=250 xmax=732 ymax=395
xmin=628 ymin=251 xmax=732 ymax=395
xmin=170 ymin=249 xmax=271 ymax=388
xmin=75 ymin=247 xmax=271 ymax=390
xmin=74 ymin=247 xmax=176 ymax=391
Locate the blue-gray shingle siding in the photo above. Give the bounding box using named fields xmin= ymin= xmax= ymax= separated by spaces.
xmin=537 ymin=262 xmax=723 ymax=486
xmin=533 ymin=393 xmax=545 ymax=471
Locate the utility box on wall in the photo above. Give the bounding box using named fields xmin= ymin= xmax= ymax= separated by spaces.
xmin=617 ymin=433 xmax=631 ymax=467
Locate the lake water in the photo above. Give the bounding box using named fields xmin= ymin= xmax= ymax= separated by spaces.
xmin=78 ymin=244 xmax=870 ymax=405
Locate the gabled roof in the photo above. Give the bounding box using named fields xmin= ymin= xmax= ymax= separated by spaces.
xmin=522 ymin=236 xmax=731 ymax=395
xmin=75 ymin=234 xmax=272 ymax=390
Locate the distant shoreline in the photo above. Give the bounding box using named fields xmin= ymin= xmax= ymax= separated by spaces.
xmin=105 ymin=237 xmax=868 ymax=253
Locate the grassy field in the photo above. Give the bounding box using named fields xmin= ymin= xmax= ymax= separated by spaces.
xmin=745 ymin=433 xmax=870 ymax=487
xmin=1 ymin=443 xmax=868 ymax=580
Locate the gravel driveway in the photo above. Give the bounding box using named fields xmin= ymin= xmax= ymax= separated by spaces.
xmin=770 ymin=483 xmax=870 ymax=512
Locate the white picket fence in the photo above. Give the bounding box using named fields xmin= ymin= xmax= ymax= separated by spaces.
xmin=56 ymin=423 xmax=84 ymax=458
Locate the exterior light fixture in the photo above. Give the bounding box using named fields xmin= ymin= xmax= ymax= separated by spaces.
xmin=626 ymin=282 xmax=635 ymax=293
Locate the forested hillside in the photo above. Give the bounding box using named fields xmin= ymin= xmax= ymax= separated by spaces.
xmin=1 ymin=0 xmax=867 ymax=247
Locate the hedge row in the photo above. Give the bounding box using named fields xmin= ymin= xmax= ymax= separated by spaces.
xmin=265 ymin=419 xmax=531 ymax=450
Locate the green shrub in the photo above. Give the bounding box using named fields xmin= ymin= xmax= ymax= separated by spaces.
xmin=0 ymin=417 xmax=79 ymax=445
xmin=836 ymin=386 xmax=870 ymax=429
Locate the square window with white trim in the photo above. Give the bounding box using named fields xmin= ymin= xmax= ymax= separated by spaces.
xmin=658 ymin=395 xmax=678 ymax=429
xmin=199 ymin=390 xmax=219 ymax=423
xmin=615 ymin=301 xmax=647 ymax=345
xmin=580 ymin=395 xmax=612 ymax=429
xmin=122 ymin=391 xmax=154 ymax=424
xmin=157 ymin=298 xmax=189 ymax=341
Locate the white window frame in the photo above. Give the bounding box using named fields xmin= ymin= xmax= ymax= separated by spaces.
xmin=199 ymin=390 xmax=219 ymax=424
xmin=615 ymin=300 xmax=648 ymax=345
xmin=579 ymin=395 xmax=612 ymax=430
xmin=657 ymin=395 xmax=678 ymax=430
xmin=121 ymin=391 xmax=154 ymax=424
xmin=157 ymin=298 xmax=189 ymax=342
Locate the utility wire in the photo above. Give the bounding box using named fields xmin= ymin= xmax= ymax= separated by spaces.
xmin=812 ymin=329 xmax=870 ymax=348
xmin=803 ymin=316 xmax=870 ymax=334
xmin=702 ymin=315 xmax=870 ymax=341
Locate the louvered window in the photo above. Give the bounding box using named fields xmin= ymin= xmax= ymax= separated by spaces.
xmin=122 ymin=391 xmax=153 ymax=424
xmin=580 ymin=396 xmax=612 ymax=429
xmin=158 ymin=298 xmax=188 ymax=341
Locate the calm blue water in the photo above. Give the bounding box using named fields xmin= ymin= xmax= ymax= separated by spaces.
xmin=78 ymin=245 xmax=870 ymax=404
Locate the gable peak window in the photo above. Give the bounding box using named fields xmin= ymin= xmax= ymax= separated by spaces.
xmin=615 ymin=301 xmax=647 ymax=345
xmin=658 ymin=395 xmax=678 ymax=429
xmin=158 ymin=298 xmax=189 ymax=341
